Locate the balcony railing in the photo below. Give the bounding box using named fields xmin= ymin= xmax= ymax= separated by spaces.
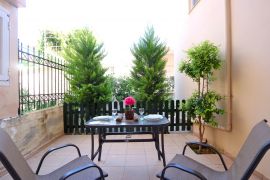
xmin=18 ymin=41 xmax=69 ymax=114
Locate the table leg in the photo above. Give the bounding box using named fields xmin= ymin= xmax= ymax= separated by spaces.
xmin=153 ymin=128 xmax=161 ymax=160
xmin=98 ymin=128 xmax=103 ymax=161
xmin=161 ymin=128 xmax=166 ymax=167
xmin=91 ymin=131 xmax=95 ymax=160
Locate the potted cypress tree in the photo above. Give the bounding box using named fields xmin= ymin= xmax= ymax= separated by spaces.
xmin=179 ymin=41 xmax=224 ymax=152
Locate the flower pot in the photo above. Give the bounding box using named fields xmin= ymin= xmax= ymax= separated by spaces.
xmin=125 ymin=110 xmax=134 ymax=120
xmin=188 ymin=142 xmax=216 ymax=154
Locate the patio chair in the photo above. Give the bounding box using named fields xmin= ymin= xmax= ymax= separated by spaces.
xmin=157 ymin=119 xmax=270 ymax=180
xmin=0 ymin=128 xmax=108 ymax=180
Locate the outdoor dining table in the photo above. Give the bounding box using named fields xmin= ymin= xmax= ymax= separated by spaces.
xmin=85 ymin=114 xmax=170 ymax=167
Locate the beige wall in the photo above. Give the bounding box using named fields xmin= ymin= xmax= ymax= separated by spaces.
xmin=0 ymin=0 xmax=24 ymax=119
xmin=175 ymin=0 xmax=270 ymax=178
xmin=175 ymin=0 xmax=229 ymax=127
xmin=175 ymin=0 xmax=228 ymax=100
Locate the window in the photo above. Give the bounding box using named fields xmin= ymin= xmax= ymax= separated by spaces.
xmin=0 ymin=6 xmax=10 ymax=85
xmin=189 ymin=0 xmax=200 ymax=11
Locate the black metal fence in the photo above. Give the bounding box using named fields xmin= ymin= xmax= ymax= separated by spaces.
xmin=18 ymin=41 xmax=69 ymax=114
xmin=64 ymin=100 xmax=192 ymax=134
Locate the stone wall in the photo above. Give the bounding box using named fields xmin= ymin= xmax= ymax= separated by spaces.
xmin=0 ymin=106 xmax=64 ymax=158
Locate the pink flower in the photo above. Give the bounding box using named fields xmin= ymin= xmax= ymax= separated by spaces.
xmin=124 ymin=96 xmax=136 ymax=106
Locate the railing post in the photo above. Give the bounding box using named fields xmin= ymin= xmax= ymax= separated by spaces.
xmin=80 ymin=103 xmax=85 ymax=134
xmin=175 ymin=100 xmax=180 ymax=131
xmin=169 ymin=100 xmax=174 ymax=131
xmin=63 ymin=102 xmax=68 ymax=133
xmin=181 ymin=100 xmax=186 ymax=131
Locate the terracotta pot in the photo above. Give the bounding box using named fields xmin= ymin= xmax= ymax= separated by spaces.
xmin=125 ymin=110 xmax=134 ymax=120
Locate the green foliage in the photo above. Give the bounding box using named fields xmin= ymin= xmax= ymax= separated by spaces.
xmin=179 ymin=40 xmax=224 ymax=143
xmin=130 ymin=26 xmax=170 ymax=102
xmin=19 ymin=88 xmax=57 ymax=114
xmin=62 ymin=28 xmax=112 ymax=104
xmin=109 ymin=76 xmax=134 ymax=101
xmin=38 ymin=30 xmax=63 ymax=52
xmin=179 ymin=41 xmax=222 ymax=83
xmin=182 ymin=91 xmax=224 ymax=127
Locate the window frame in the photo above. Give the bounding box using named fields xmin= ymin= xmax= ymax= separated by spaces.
xmin=189 ymin=0 xmax=200 ymax=12
xmin=0 ymin=6 xmax=10 ymax=85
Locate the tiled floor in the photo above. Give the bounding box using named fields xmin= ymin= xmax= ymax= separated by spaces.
xmin=1 ymin=133 xmax=262 ymax=180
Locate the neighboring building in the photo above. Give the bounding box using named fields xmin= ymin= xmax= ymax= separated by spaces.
xmin=164 ymin=50 xmax=174 ymax=98
xmin=164 ymin=50 xmax=174 ymax=78
xmin=175 ymin=0 xmax=270 ymax=178
xmin=0 ymin=0 xmax=25 ymax=119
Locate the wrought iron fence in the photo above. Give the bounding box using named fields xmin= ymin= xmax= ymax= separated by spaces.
xmin=18 ymin=41 xmax=69 ymax=114
xmin=63 ymin=100 xmax=192 ymax=134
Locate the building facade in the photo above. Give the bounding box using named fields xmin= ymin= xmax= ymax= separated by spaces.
xmin=0 ymin=0 xmax=25 ymax=119
xmin=175 ymin=0 xmax=270 ymax=178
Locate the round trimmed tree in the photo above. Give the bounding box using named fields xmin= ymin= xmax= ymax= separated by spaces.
xmin=179 ymin=40 xmax=224 ymax=144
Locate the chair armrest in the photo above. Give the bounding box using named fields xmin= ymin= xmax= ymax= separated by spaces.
xmin=0 ymin=152 xmax=21 ymax=180
xmin=160 ymin=162 xmax=207 ymax=180
xmin=59 ymin=163 xmax=105 ymax=180
xmin=182 ymin=141 xmax=228 ymax=170
xmin=36 ymin=144 xmax=81 ymax=174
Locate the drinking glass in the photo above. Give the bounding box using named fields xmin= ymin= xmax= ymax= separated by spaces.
xmin=112 ymin=109 xmax=117 ymax=118
xmin=139 ymin=108 xmax=144 ymax=119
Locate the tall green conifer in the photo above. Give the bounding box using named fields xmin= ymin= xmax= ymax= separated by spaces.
xmin=130 ymin=27 xmax=170 ymax=102
xmin=62 ymin=28 xmax=112 ymax=104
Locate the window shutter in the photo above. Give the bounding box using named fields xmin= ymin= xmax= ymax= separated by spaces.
xmin=0 ymin=7 xmax=10 ymax=83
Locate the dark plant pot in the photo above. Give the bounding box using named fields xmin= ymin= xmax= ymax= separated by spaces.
xmin=125 ymin=110 xmax=134 ymax=120
xmin=188 ymin=142 xmax=216 ymax=154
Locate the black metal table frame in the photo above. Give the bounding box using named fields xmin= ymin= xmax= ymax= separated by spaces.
xmin=88 ymin=125 xmax=168 ymax=167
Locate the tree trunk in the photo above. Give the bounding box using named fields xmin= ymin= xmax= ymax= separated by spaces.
xmin=198 ymin=116 xmax=203 ymax=152
xmin=198 ymin=79 xmax=201 ymax=93
xmin=206 ymin=74 xmax=209 ymax=93
xmin=202 ymin=78 xmax=205 ymax=96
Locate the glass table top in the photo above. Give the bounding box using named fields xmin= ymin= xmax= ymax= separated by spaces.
xmin=85 ymin=114 xmax=170 ymax=128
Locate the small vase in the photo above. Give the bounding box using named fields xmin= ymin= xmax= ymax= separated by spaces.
xmin=125 ymin=109 xmax=134 ymax=120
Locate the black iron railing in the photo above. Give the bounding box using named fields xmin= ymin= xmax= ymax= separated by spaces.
xmin=18 ymin=41 xmax=69 ymax=114
xmin=63 ymin=100 xmax=192 ymax=134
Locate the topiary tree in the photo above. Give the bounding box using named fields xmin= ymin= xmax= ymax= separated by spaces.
xmin=62 ymin=28 xmax=112 ymax=104
xmin=179 ymin=40 xmax=224 ymax=145
xmin=130 ymin=26 xmax=170 ymax=102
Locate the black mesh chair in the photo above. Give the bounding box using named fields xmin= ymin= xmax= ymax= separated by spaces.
xmin=0 ymin=128 xmax=108 ymax=180
xmin=157 ymin=119 xmax=270 ymax=180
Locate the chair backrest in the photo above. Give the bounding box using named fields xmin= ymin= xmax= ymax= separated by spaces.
xmin=229 ymin=119 xmax=270 ymax=179
xmin=0 ymin=128 xmax=36 ymax=180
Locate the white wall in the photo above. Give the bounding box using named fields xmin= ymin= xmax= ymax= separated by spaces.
xmin=174 ymin=0 xmax=229 ymax=128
